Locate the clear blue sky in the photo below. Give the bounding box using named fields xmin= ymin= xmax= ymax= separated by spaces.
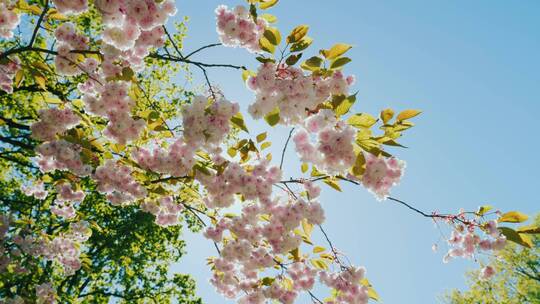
xmin=172 ymin=1 xmax=540 ymax=303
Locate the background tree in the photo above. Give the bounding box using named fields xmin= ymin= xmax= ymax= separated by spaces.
xmin=442 ymin=215 xmax=540 ymax=304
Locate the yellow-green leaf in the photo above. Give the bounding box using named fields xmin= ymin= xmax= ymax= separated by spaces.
xmin=301 ymin=163 xmax=308 ymax=173
xmin=516 ymin=225 xmax=540 ymax=234
xmin=242 ymin=69 xmax=256 ymax=83
xmin=259 ymin=0 xmax=278 ymax=9
xmin=498 ymin=227 xmax=533 ymax=248
xmin=396 ymin=109 xmax=422 ymax=121
xmin=380 ymin=108 xmax=394 ymax=124
xmin=368 ymin=287 xmax=380 ymax=301
xmin=263 ymin=27 xmax=281 ymax=45
xmin=477 ymin=205 xmax=493 ymax=216
xmin=348 ymin=113 xmax=377 ymax=128
xmin=256 ymin=132 xmax=267 ymax=143
xmin=259 ymin=36 xmax=275 ymax=54
xmin=14 ymin=70 xmax=24 ymax=88
xmin=498 ymin=211 xmax=529 ymax=223
xmin=260 ymin=13 xmax=277 ymax=23
xmin=330 ymin=57 xmax=352 ymax=70
xmin=230 ymin=112 xmax=249 ymax=133
xmin=290 ymin=36 xmax=313 ymax=52
xmin=351 ymin=152 xmax=366 ymax=177
xmin=313 ymin=246 xmax=326 ymax=253
xmin=300 ymin=56 xmax=323 ymax=71
xmin=321 ymin=43 xmax=352 ymax=60
xmin=34 ymin=74 xmax=47 ymax=90
xmin=287 ymin=25 xmax=309 ymax=44
xmin=260 ymin=141 xmax=271 ymax=150
xmin=323 ymin=178 xmax=342 ymax=192
xmin=264 ymin=107 xmax=280 ymax=126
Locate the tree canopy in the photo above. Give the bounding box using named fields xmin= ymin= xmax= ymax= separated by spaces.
xmin=0 ymin=0 xmax=538 ymax=303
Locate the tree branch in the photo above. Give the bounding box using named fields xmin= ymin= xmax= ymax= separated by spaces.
xmin=185 ymin=43 xmax=222 ymax=59
xmin=28 ymin=0 xmax=50 ymax=48
xmin=279 ymin=128 xmax=295 ymax=170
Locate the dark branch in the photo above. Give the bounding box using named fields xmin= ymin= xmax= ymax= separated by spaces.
xmin=185 ymin=43 xmax=222 ymax=59
xmin=279 ymin=128 xmax=295 ymax=170
xmin=28 ymin=0 xmax=49 ymax=48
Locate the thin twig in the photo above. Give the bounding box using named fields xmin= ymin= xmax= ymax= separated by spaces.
xmin=279 ymin=128 xmax=295 ymax=170
xmin=28 ymin=0 xmax=49 ymax=48
xmin=185 ymin=43 xmax=222 ymax=59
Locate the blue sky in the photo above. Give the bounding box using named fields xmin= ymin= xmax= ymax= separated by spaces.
xmin=172 ymin=1 xmax=540 ymax=303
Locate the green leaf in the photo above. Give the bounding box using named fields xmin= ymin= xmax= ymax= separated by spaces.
xmin=330 ymin=57 xmax=352 ymax=70
xmin=255 ymin=56 xmax=276 ymax=63
xmin=321 ymin=43 xmax=352 ymax=59
xmin=477 ymin=205 xmax=493 ymax=216
xmin=261 ymin=277 xmax=275 ymax=286
xmin=498 ymin=227 xmax=533 ymax=248
xmin=301 ymin=163 xmax=308 ymax=173
xmin=263 ymin=27 xmax=281 ymax=45
xmin=230 ymin=112 xmax=249 ymax=132
xmin=396 ymin=109 xmax=422 ymax=121
xmin=310 ymin=258 xmax=329 ymax=270
xmin=368 ymin=287 xmax=380 ymax=301
xmin=260 ymin=141 xmax=271 ymax=150
xmin=285 ymin=53 xmax=302 ymax=66
xmin=259 ymin=36 xmax=276 ymax=54
xmin=264 ymin=107 xmax=280 ymax=126
xmin=313 ymin=246 xmax=326 ymax=253
xmin=323 ymin=178 xmax=342 ymax=192
xmin=290 ymin=37 xmax=313 ymax=52
xmin=334 ymin=93 xmax=357 ymax=117
xmin=348 ymin=113 xmax=378 ymax=128
xmin=259 ymin=0 xmax=278 ymax=9
xmin=498 ymin=211 xmax=529 ymax=223
xmin=242 ymin=69 xmax=256 ymax=83
xmin=516 ymin=225 xmax=540 ymax=234
xmin=286 ymin=25 xmax=309 ymax=43
xmin=260 ymin=13 xmax=277 ymax=23
xmin=256 ymin=132 xmax=267 ymax=143
xmin=300 ymin=56 xmax=323 ymax=71
xmin=350 ymin=152 xmax=366 ymax=177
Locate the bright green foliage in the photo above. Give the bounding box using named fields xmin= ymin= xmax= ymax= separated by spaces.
xmin=442 ymin=215 xmax=540 ymax=304
xmin=0 ymin=3 xmax=201 ymax=303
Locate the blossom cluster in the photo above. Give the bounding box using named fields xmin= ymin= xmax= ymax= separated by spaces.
xmin=52 ymin=0 xmax=88 ymax=14
xmin=54 ymin=23 xmax=90 ymax=76
xmin=51 ymin=183 xmax=85 ymax=219
xmin=133 ymin=139 xmax=197 ymax=177
xmin=205 ymin=192 xmax=370 ymax=303
xmin=82 ymin=81 xmax=145 ymax=144
xmin=141 ymin=196 xmax=184 ymax=227
xmin=215 ymin=5 xmax=267 ymax=53
xmin=35 ymin=282 xmax=56 ymax=304
xmin=247 ymin=63 xmax=354 ymax=125
xmin=0 ymin=0 xmax=20 ymax=39
xmin=30 ymin=108 xmax=80 ymax=141
xmin=36 ymin=140 xmax=92 ymax=176
xmin=93 ymin=160 xmax=147 ymax=205
xmin=196 ymin=160 xmax=281 ymax=209
xmin=293 ymin=110 xmax=356 ymax=174
xmin=0 ymin=56 xmax=20 ymax=93
xmin=443 ymin=220 xmax=506 ymax=264
xmin=41 ymin=221 xmax=92 ymax=275
xmin=182 ymin=95 xmax=240 ymax=148
xmin=361 ymin=153 xmax=406 ymax=200
xmin=319 ymin=267 xmax=370 ymax=304
xmin=97 ymin=0 xmax=175 ymax=72
xmin=22 ymin=181 xmax=49 ymax=200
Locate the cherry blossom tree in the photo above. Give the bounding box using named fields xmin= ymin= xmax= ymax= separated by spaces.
xmin=0 ymin=0 xmax=537 ymax=303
